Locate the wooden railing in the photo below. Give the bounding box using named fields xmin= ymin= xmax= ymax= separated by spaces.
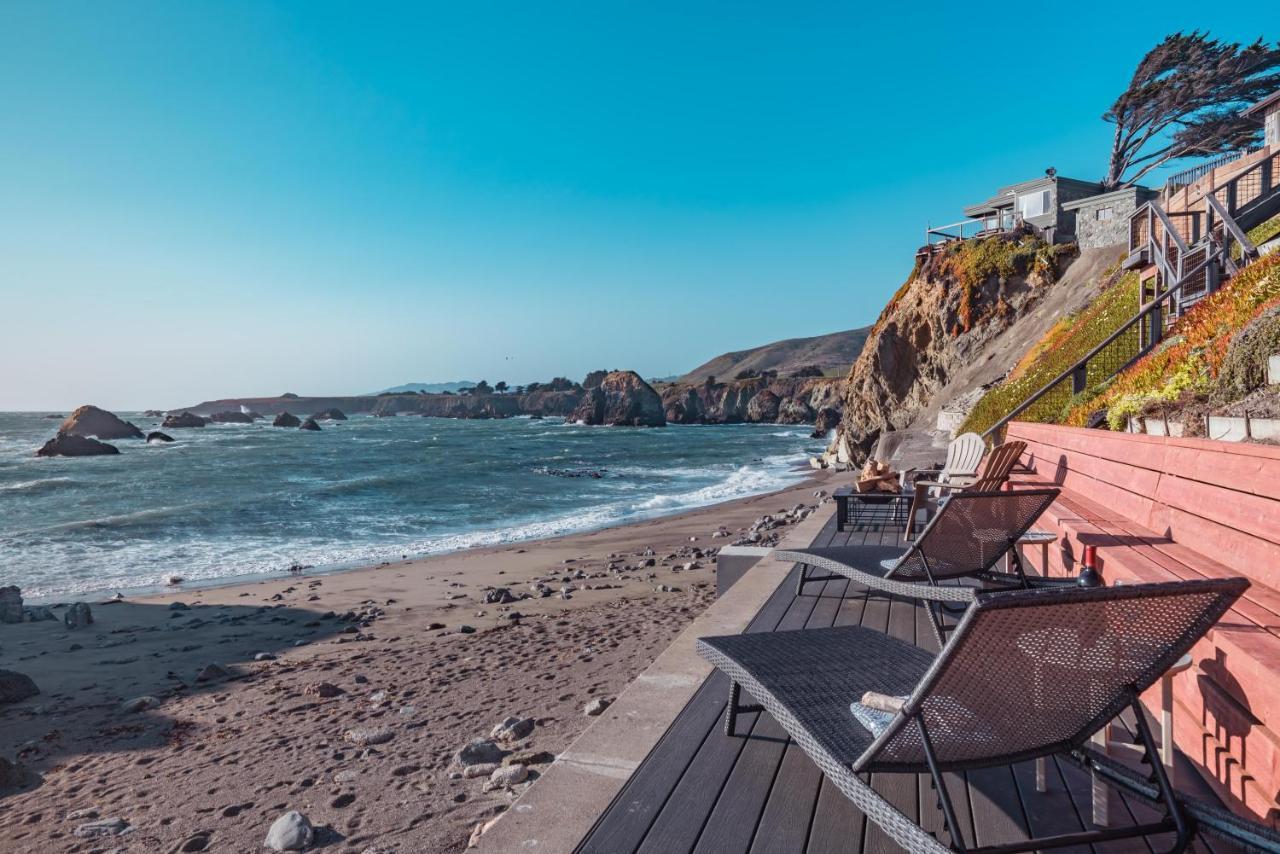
xmin=1162 ymin=149 xmax=1256 ymax=194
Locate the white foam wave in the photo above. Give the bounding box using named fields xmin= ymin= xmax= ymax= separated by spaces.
xmin=0 ymin=476 xmax=75 ymax=494
xmin=632 ymin=463 xmax=798 ymax=512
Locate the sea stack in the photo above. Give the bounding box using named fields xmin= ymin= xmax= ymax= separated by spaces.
xmin=162 ymin=412 xmax=207 ymax=428
xmin=569 ymin=370 xmax=666 ymax=426
xmin=311 ymin=408 xmax=347 ymax=421
xmin=209 ymin=411 xmax=254 ymax=424
xmin=57 ymin=405 xmax=143 ymax=440
xmin=36 ymin=433 xmax=120 ymax=457
xmin=298 ymin=418 xmax=322 ymax=431
xmin=273 ymin=412 xmax=301 ymax=428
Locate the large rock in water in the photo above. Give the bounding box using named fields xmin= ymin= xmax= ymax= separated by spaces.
xmin=0 ymin=669 xmax=40 ymax=704
xmin=273 ymin=412 xmax=301 ymax=428
xmin=162 ymin=412 xmax=207 ymax=428
xmin=58 ymin=405 xmax=143 ymax=440
xmin=36 ymin=433 xmax=119 ymax=457
xmin=568 ymin=371 xmax=665 ymax=426
xmin=311 ymin=408 xmax=347 ymax=421
xmin=209 ymin=411 xmax=254 ymax=424
xmin=298 ymin=418 xmax=322 ymax=431
xmin=146 ymin=431 xmax=174 ymax=443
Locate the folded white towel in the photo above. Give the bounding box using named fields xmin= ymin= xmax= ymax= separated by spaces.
xmin=860 ymin=692 xmax=906 ymax=714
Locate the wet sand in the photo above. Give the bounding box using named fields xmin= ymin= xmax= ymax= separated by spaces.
xmin=0 ymin=471 xmax=838 ymax=853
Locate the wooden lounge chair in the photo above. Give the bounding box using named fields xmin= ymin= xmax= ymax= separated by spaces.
xmin=698 ymin=579 xmax=1266 ymax=853
xmin=780 ymin=488 xmax=1063 ymax=645
xmin=900 ymin=431 xmax=986 ymax=494
xmin=906 ymin=439 xmax=1027 ymax=538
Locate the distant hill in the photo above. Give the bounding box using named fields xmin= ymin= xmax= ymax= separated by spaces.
xmin=678 ymin=328 xmax=872 ymax=384
xmin=368 ymin=381 xmax=477 ymax=395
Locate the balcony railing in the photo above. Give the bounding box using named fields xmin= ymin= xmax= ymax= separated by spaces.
xmin=1163 ymin=149 xmax=1257 ymax=195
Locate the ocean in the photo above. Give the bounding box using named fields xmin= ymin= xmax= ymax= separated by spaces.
xmin=0 ymin=412 xmax=823 ymax=600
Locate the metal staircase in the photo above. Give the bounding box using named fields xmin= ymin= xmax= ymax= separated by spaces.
xmin=983 ymin=148 xmax=1280 ymax=441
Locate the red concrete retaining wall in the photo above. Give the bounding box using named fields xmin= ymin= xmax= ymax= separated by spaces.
xmin=1007 ymin=422 xmax=1280 ymax=823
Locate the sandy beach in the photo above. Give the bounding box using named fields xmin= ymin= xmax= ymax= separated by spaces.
xmin=0 ymin=470 xmax=838 ymax=853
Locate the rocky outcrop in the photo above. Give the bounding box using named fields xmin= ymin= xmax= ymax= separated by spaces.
xmin=831 ymin=230 xmax=1072 ymax=465
xmin=299 ymin=418 xmax=322 ymax=431
xmin=659 ymin=376 xmax=843 ymax=425
xmin=58 ymin=405 xmax=143 ymax=440
xmin=745 ymin=389 xmax=781 ymax=422
xmin=272 ymin=412 xmax=301 ymax=428
xmin=146 ymin=431 xmax=174 ymax=443
xmin=812 ymin=407 xmax=841 ymax=436
xmin=209 ymin=411 xmax=254 ymax=424
xmin=311 ymin=408 xmax=347 ymax=421
xmin=569 ymin=371 xmax=665 ymax=426
xmin=162 ymin=412 xmax=207 ymax=428
xmin=36 ymin=433 xmax=120 ymax=457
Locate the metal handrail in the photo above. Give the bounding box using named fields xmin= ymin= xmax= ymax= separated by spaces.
xmin=981 ymin=241 xmax=1226 ymax=441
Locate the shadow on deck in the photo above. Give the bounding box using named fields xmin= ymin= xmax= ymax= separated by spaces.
xmin=575 ymin=513 xmax=1244 ymax=853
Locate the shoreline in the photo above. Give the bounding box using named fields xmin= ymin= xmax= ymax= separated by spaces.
xmin=118 ymin=464 xmax=824 ymax=624
xmin=0 ymin=469 xmax=843 ymax=853
xmin=20 ymin=458 xmax=819 ymax=606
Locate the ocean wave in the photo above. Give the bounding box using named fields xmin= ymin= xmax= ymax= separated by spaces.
xmin=8 ymin=499 xmax=219 ymax=537
xmin=0 ymin=476 xmax=76 ymax=495
xmin=632 ymin=462 xmax=802 ymax=512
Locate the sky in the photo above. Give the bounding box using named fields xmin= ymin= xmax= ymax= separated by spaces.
xmin=0 ymin=2 xmax=1272 ymax=410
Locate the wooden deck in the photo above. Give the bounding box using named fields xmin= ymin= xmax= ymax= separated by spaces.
xmin=575 ymin=513 xmax=1244 ymax=854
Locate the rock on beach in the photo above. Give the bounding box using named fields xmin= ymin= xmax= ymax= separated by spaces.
xmin=0 ymin=669 xmax=40 ymax=705
xmin=264 ymin=811 xmax=314 ymax=851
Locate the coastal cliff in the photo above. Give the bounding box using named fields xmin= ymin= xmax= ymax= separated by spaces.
xmin=659 ymin=376 xmax=843 ymax=429
xmin=174 ymin=371 xmax=847 ymax=428
xmin=828 ymin=229 xmax=1075 ymax=464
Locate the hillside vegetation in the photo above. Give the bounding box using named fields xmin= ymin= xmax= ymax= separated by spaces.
xmin=959 ymin=267 xmax=1139 ymax=435
xmin=679 ymin=327 xmax=870 ymax=384
xmin=1065 ymin=252 xmax=1280 ymax=429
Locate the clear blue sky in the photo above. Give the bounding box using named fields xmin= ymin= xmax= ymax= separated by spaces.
xmin=0 ymin=2 xmax=1269 ymax=410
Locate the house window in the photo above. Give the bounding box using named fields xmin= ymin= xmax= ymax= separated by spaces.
xmin=1016 ymin=189 xmax=1051 ymax=220
xmin=1095 ymin=207 xmax=1114 ymax=221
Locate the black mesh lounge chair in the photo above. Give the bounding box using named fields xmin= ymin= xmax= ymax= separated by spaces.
xmin=698 ymin=579 xmax=1271 ymax=854
xmin=778 ymin=488 xmax=1064 ymax=646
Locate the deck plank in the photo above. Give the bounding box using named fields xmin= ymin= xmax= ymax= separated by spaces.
xmin=576 ymin=508 xmax=1248 ymax=854
xmin=576 ymin=518 xmax=840 ymax=853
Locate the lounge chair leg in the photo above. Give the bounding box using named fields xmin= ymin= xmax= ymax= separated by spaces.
xmin=796 ymin=564 xmax=807 ymax=596
xmin=1129 ymin=696 xmax=1191 ymax=854
xmin=724 ymin=682 xmax=763 ymax=737
xmin=916 ymin=714 xmax=967 ymax=851
xmin=725 ymin=682 xmax=741 ymax=735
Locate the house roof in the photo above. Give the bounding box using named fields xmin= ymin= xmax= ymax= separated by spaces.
xmin=962 ymin=175 xmax=1101 ymax=218
xmin=1060 ymin=184 xmax=1158 ymax=211
xmin=1242 ymin=89 xmax=1280 ymax=119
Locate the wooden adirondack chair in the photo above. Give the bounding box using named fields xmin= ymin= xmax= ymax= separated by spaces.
xmin=905 ymin=439 xmax=1026 ymax=538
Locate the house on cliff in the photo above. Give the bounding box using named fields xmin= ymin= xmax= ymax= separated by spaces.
xmin=925 ymin=171 xmax=1158 ymax=251
xmin=961 ymin=172 xmax=1104 ymax=244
